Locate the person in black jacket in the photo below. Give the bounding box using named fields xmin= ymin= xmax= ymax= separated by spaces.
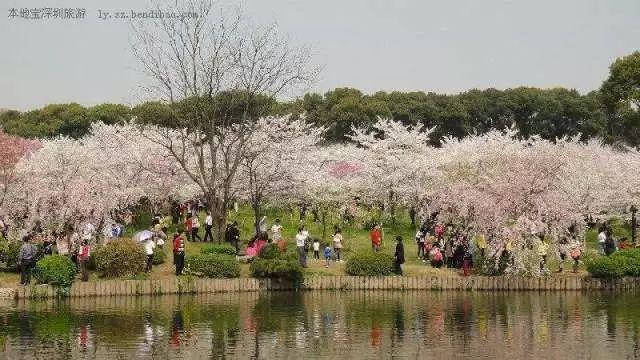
xmin=225 ymin=221 xmax=240 ymax=254
xmin=394 ymin=235 xmax=405 ymax=275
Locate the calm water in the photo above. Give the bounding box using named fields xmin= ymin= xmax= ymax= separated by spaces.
xmin=0 ymin=290 xmax=639 ymax=359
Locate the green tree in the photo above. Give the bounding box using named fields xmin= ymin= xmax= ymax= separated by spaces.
xmin=600 ymin=51 xmax=640 ymax=145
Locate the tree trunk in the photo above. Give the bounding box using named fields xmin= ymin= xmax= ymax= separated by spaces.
xmin=208 ymin=195 xmax=227 ymax=244
xmin=252 ymin=200 xmax=262 ymax=235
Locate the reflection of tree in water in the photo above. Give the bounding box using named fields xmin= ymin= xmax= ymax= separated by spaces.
xmin=250 ymin=292 xmax=305 ymax=359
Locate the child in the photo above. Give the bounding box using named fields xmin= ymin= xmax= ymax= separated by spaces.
xmin=313 ymin=238 xmax=320 ymax=260
xmin=324 ymin=245 xmax=332 ymax=268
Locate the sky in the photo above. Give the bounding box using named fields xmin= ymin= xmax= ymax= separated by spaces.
xmin=1 ymin=0 xmax=639 ymax=110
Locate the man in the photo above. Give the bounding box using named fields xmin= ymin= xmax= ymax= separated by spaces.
xmin=295 ymin=226 xmax=308 ymax=268
xmin=597 ymin=226 xmax=607 ymax=255
xmin=228 ymin=221 xmax=240 ymax=255
xmin=173 ymin=232 xmax=186 ymax=275
xmin=18 ymin=235 xmax=38 ymax=285
xmin=394 ymin=235 xmax=405 ymax=275
xmin=271 ymin=219 xmax=283 ymax=243
xmin=370 ymin=225 xmax=382 ymax=252
xmin=203 ymin=212 xmax=214 ymax=242
xmin=144 ymin=236 xmax=156 ymax=272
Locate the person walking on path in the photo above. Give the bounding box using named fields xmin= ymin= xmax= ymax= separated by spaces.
xmin=203 ymin=212 xmax=214 ymax=242
xmin=184 ymin=213 xmax=193 ymax=241
xmin=79 ymin=239 xmax=91 ymax=282
xmin=415 ymin=227 xmax=425 ymax=259
xmin=173 ymin=232 xmax=186 ymax=275
xmin=144 ymin=237 xmax=156 ymax=272
xmin=324 ymin=244 xmax=332 ymax=268
xmin=18 ymin=235 xmax=37 ymax=285
xmin=332 ymin=229 xmax=343 ymax=262
xmin=393 ymin=236 xmax=405 ymax=275
xmin=370 ymin=225 xmax=382 ymax=252
xmin=295 ymin=226 xmax=308 ymax=268
xmin=191 ymin=214 xmax=202 ymax=242
xmin=597 ymin=226 xmax=607 ymax=255
xmin=313 ymin=238 xmax=320 ymax=260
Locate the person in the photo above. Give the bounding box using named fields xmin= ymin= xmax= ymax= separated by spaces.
xmin=191 ymin=214 xmax=202 ymax=242
xmin=570 ymin=242 xmax=582 ymax=273
xmin=144 ymin=236 xmax=156 ymax=272
xmin=475 ymin=233 xmax=487 ymax=258
xmin=415 ymin=227 xmax=425 ymax=259
xmin=258 ymin=216 xmax=268 ymax=234
xmin=18 ymin=235 xmax=38 ymax=285
xmin=444 ymin=237 xmax=454 ymax=268
xmin=604 ymin=229 xmax=617 ymax=256
xmin=324 ymin=244 xmax=332 ymax=268
xmin=155 ymin=225 xmax=168 ymax=249
xmin=184 ymin=213 xmax=193 ymax=241
xmin=42 ymin=234 xmax=54 ymax=256
xmin=313 ymin=238 xmax=320 ymax=260
xmin=271 ymin=219 xmax=283 ymax=243
xmin=393 ymin=235 xmax=405 ymax=275
xmin=79 ymin=239 xmax=91 ymax=282
xmin=370 ymin=225 xmax=382 ymax=252
xmin=203 ymin=212 xmax=214 ymax=242
xmin=557 ymin=235 xmax=569 ymax=273
xmin=173 ymin=232 xmax=186 ymax=275
xmin=537 ymin=235 xmax=549 ymax=273
xmin=462 ymin=238 xmax=473 ymax=276
xmin=82 ymin=222 xmax=95 ymax=245
xmin=295 ymin=226 xmax=308 ymax=268
xmin=333 ymin=229 xmax=343 ymax=262
xmin=226 ymin=221 xmax=240 ymax=254
xmin=430 ymin=247 xmax=443 ymax=268
xmin=110 ymin=223 xmax=120 ymax=239
xmin=597 ymin=226 xmax=607 ymax=255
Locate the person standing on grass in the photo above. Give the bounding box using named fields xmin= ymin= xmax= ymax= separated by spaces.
xmin=313 ymin=238 xmax=320 ymax=260
xmin=295 ymin=226 xmax=308 ymax=268
xmin=271 ymin=219 xmax=283 ymax=243
xmin=79 ymin=239 xmax=91 ymax=282
xmin=173 ymin=232 xmax=186 ymax=276
xmin=597 ymin=226 xmax=607 ymax=255
xmin=184 ymin=213 xmax=193 ymax=241
xmin=191 ymin=214 xmax=202 ymax=242
xmin=370 ymin=225 xmax=382 ymax=252
xmin=333 ymin=229 xmax=343 ymax=262
xmin=324 ymin=244 xmax=332 ymax=268
xmin=203 ymin=211 xmax=214 ymax=242
xmin=18 ymin=235 xmax=37 ymax=285
xmin=393 ymin=236 xmax=405 ymax=275
xmin=604 ymin=228 xmax=617 ymax=256
xmin=227 ymin=221 xmax=240 ymax=254
xmin=144 ymin=236 xmax=156 ymax=272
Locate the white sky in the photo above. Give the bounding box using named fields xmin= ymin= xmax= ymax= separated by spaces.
xmin=1 ymin=0 xmax=639 ymax=110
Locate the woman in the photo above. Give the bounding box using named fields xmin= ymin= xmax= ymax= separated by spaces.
xmin=79 ymin=239 xmax=91 ymax=282
xmin=191 ymin=214 xmax=202 ymax=242
xmin=332 ymin=229 xmax=343 ymax=262
xmin=173 ymin=232 xmax=186 ymax=276
xmin=570 ymin=242 xmax=582 ymax=273
xmin=393 ymin=235 xmax=405 ymax=275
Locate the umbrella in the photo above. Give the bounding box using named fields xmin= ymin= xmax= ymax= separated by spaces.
xmin=133 ymin=230 xmax=154 ymax=243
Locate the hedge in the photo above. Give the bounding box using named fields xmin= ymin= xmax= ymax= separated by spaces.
xmin=200 ymin=244 xmax=237 ymax=256
xmin=33 ymin=255 xmax=76 ymax=287
xmin=93 ymin=239 xmax=147 ymax=277
xmin=187 ymin=253 xmax=240 ymax=278
xmin=152 ymin=246 xmax=167 ymax=265
xmin=345 ymin=252 xmax=394 ymax=276
xmin=250 ymin=245 xmax=303 ymax=281
xmin=586 ymin=249 xmax=640 ymax=278
xmin=0 ymin=240 xmax=22 ymax=272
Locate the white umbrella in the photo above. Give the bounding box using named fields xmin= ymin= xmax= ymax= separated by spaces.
xmin=133 ymin=230 xmax=154 ymax=243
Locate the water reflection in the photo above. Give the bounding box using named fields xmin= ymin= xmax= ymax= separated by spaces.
xmin=0 ymin=291 xmax=639 ymax=358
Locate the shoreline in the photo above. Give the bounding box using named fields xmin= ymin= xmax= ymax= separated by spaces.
xmin=2 ymin=275 xmax=639 ymax=299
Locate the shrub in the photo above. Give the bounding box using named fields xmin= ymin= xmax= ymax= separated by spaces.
xmin=345 ymin=252 xmax=394 ymax=276
xmin=250 ymin=257 xmax=303 ymax=281
xmin=93 ymin=239 xmax=146 ymax=277
xmin=0 ymin=240 xmax=21 ymax=272
xmin=187 ymin=253 xmax=240 ymax=278
xmin=586 ymin=256 xmax=626 ymax=279
xmin=33 ymin=255 xmax=76 ymax=287
xmin=257 ymin=243 xmax=280 ymax=259
xmin=152 ymin=246 xmax=167 ymax=265
xmin=200 ymin=244 xmax=237 ymax=256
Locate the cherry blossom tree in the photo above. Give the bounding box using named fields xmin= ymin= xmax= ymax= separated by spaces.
xmin=0 ymin=131 xmax=40 ymax=210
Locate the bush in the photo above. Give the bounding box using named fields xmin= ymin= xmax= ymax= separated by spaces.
xmin=152 ymin=246 xmax=167 ymax=265
xmin=345 ymin=252 xmax=394 ymax=276
xmin=0 ymin=240 xmax=21 ymax=272
xmin=250 ymin=257 xmax=303 ymax=281
xmin=200 ymin=244 xmax=237 ymax=257
xmin=257 ymin=243 xmax=280 ymax=259
xmin=33 ymin=255 xmax=76 ymax=287
xmin=586 ymin=256 xmax=626 ymax=279
xmin=93 ymin=239 xmax=146 ymax=277
xmin=187 ymin=253 xmax=240 ymax=278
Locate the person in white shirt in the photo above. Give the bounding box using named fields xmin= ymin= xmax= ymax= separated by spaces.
xmin=332 ymin=229 xmax=343 ymax=261
xmin=144 ymin=237 xmax=156 ymax=272
xmin=597 ymin=226 xmax=607 ymax=255
xmin=312 ymin=238 xmax=320 ymax=260
xmin=271 ymin=219 xmax=283 ymax=242
xmin=204 ymin=212 xmax=214 ymax=242
xmin=295 ymin=226 xmax=308 ymax=267
xmin=191 ymin=214 xmax=202 ymax=242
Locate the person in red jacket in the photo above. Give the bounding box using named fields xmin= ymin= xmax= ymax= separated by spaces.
xmin=173 ymin=232 xmax=186 ymax=275
xmin=370 ymin=225 xmax=382 ymax=252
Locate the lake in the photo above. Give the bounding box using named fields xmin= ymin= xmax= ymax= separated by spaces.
xmin=0 ymin=290 xmax=639 ymax=359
